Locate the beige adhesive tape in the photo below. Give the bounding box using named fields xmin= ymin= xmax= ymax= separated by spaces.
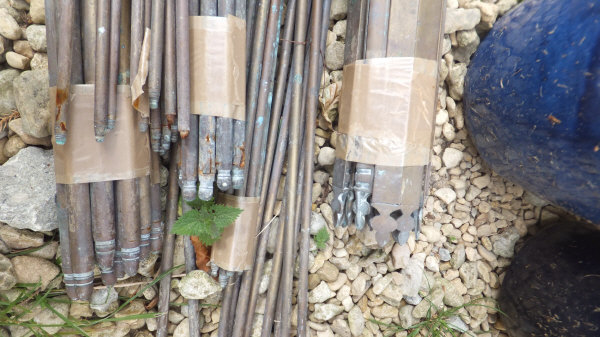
xmin=190 ymin=15 xmax=246 ymax=121
xmin=210 ymin=193 xmax=260 ymax=272
xmin=51 ymin=85 xmax=151 ymax=184
xmin=336 ymin=57 xmax=438 ymax=167
xmin=131 ymin=28 xmax=151 ymax=118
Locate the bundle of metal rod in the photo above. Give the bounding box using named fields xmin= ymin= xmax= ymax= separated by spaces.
xmin=333 ymin=0 xmax=445 ymax=247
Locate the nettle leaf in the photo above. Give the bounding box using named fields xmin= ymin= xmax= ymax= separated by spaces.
xmin=170 ymin=197 xmax=243 ymax=246
xmin=314 ymin=227 xmax=330 ymax=250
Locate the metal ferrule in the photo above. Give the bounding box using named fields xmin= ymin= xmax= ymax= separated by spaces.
xmin=198 ymin=175 xmax=214 ymax=201
xmin=216 ymin=170 xmax=232 ymax=191
xmin=231 ymin=167 xmax=244 ymax=190
xmin=181 ymin=179 xmax=198 ymax=201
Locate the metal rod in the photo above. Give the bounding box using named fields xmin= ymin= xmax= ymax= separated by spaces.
xmin=82 ymin=0 xmax=97 ymax=83
xmin=54 ymin=0 xmax=75 ymax=145
xmin=91 ymin=182 xmax=117 ymax=286
xmin=176 ymin=0 xmax=191 ymax=137
xmin=150 ymin=151 xmax=163 ymax=253
xmin=116 ymin=179 xmax=141 ymax=276
xmin=57 ymin=184 xmax=77 ymax=299
xmin=214 ymin=0 xmax=235 ymax=194
xmin=94 ymin=0 xmax=111 ymax=142
xmin=107 ymin=0 xmax=122 ymax=132
xmin=139 ymin=176 xmax=152 ymax=260
xmin=196 ymin=0 xmax=217 ymax=200
xmin=163 ymin=0 xmax=177 ymax=152
xmin=242 ymin=0 xmax=295 ymax=332
xmin=149 ymin=0 xmax=165 ymax=151
xmin=241 ymin=0 xmax=271 ymax=192
xmin=156 ymin=143 xmax=180 ymax=337
xmin=182 ymin=202 xmax=201 ymax=337
xmin=68 ymin=184 xmax=94 ymax=301
xmin=277 ymin=0 xmax=308 ymax=333
xmin=297 ymin=0 xmax=323 ymax=334
xmin=189 ymin=0 xmax=199 ymax=15
xmin=258 ymin=78 xmax=293 ymax=337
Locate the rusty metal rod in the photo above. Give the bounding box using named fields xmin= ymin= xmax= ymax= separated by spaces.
xmin=107 ymin=0 xmax=122 ymax=132
xmin=54 ymin=0 xmax=75 ymax=145
xmin=56 ymin=185 xmax=77 ymax=299
xmin=91 ymin=182 xmax=117 ymax=286
xmin=196 ymin=0 xmax=217 ymax=201
xmin=68 ymin=184 xmax=95 ymax=301
xmin=116 ymin=179 xmax=141 ymax=276
xmin=181 ymin=201 xmax=201 ymax=337
xmin=156 ymin=143 xmax=180 ymax=337
xmin=162 ymin=0 xmax=176 ymax=153
xmin=150 ymin=151 xmax=163 ymax=253
xmin=176 ymin=0 xmax=191 ymax=137
xmin=82 ymin=0 xmax=97 ymax=83
xmin=94 ymin=0 xmax=111 ymax=142
xmin=215 ymin=0 xmax=234 ymax=192
xmin=149 ymin=0 xmax=165 ymax=110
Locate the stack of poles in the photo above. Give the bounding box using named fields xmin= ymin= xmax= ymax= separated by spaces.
xmin=48 ymin=0 xmax=165 ymax=301
xmin=223 ymin=0 xmax=331 ymax=336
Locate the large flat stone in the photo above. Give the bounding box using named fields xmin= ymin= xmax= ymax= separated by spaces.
xmin=0 ymin=147 xmax=56 ymax=231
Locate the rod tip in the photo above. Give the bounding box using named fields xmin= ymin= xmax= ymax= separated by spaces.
xmin=139 ymin=122 xmax=149 ymax=133
xmin=107 ymin=119 xmax=116 ymax=130
xmin=149 ymin=99 xmax=159 ymax=109
xmin=95 ymin=136 xmax=105 ymax=142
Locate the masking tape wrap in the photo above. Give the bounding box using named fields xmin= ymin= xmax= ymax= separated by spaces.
xmin=336 ymin=57 xmax=438 ymax=167
xmin=210 ymin=193 xmax=260 ymax=272
xmin=51 ymin=85 xmax=151 ymax=184
xmin=190 ymin=15 xmax=246 ymax=121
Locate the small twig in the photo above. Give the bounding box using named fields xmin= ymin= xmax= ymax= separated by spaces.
xmin=92 ymin=273 xmax=186 ymax=290
xmin=0 ymin=110 xmax=20 ymax=132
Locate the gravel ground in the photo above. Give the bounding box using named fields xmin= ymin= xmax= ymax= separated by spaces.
xmin=0 ymin=1 xmax=565 ymax=337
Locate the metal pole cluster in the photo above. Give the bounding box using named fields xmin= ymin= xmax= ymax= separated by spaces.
xmin=48 ymin=0 xmax=166 ymax=301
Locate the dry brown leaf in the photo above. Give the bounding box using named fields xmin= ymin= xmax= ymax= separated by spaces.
xmin=319 ymin=81 xmax=342 ymax=129
xmin=190 ymin=236 xmax=211 ymax=272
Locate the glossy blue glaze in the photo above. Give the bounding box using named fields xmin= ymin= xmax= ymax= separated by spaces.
xmin=464 ymin=0 xmax=600 ymax=223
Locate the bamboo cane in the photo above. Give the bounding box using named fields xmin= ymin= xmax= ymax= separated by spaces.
xmin=106 ymin=0 xmax=122 ymax=132
xmin=297 ymin=0 xmax=324 ymax=334
xmin=137 ymin=0 xmax=152 ymax=131
xmin=54 ymin=0 xmax=75 ymax=145
xmin=276 ymin=0 xmax=308 ymax=333
xmin=94 ymin=0 xmax=111 ymax=142
xmin=45 ymin=0 xmax=58 ymax=87
xmin=156 ymin=143 xmax=180 ymax=337
xmin=120 ymin=0 xmax=132 ymax=84
xmin=176 ymin=0 xmax=191 ymax=137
